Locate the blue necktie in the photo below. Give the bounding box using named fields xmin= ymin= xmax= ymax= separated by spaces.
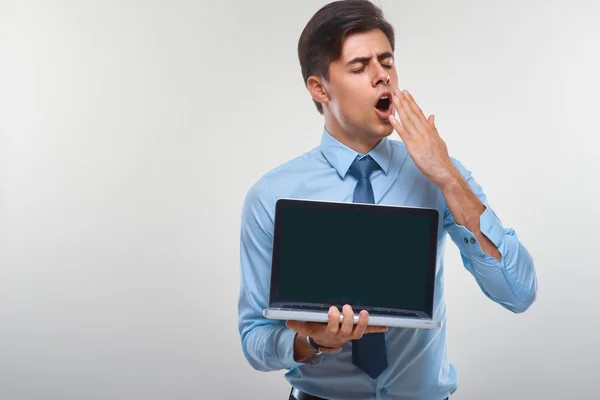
xmin=347 ymin=156 xmax=388 ymax=379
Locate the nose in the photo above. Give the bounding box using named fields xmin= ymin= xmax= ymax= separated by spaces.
xmin=372 ymin=63 xmax=390 ymax=87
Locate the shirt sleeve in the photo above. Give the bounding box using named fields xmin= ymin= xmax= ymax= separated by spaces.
xmin=444 ymin=157 xmax=538 ymax=313
xmin=237 ymin=177 xmax=318 ymax=371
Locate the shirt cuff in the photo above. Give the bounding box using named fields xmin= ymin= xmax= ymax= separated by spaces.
xmin=276 ymin=328 xmax=323 ymax=370
xmin=479 ymin=206 xmax=505 ymax=248
xmin=448 ymin=206 xmax=505 ymax=259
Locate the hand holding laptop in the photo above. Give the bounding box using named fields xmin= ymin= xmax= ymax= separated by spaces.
xmin=286 ymin=304 xmax=388 ymax=350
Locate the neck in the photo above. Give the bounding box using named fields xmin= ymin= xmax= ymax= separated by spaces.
xmin=324 ymin=117 xmax=381 ymax=155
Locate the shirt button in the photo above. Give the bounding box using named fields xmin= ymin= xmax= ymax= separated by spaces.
xmin=463 ymin=237 xmax=468 ymax=244
xmin=380 ymin=388 xmax=388 ymax=396
xmin=470 ymin=237 xmax=476 ymax=244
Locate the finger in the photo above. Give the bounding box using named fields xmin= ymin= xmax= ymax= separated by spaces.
xmin=286 ymin=320 xmax=324 ymax=336
xmin=400 ymin=94 xmax=427 ymax=134
xmin=326 ymin=306 xmax=340 ymax=335
xmin=393 ymin=88 xmax=419 ymax=135
xmin=339 ymin=304 xmax=354 ymax=337
xmin=365 ymin=325 xmax=389 ymax=334
xmin=286 ymin=320 xmax=308 ymax=335
xmin=428 ymin=114 xmax=434 ymax=126
xmin=390 ymin=95 xmax=410 ymax=140
xmin=428 ymin=114 xmax=438 ymax=132
xmin=402 ymin=90 xmax=430 ymax=128
xmin=389 ymin=115 xmax=409 ymax=140
xmin=397 ymin=96 xmax=418 ymax=136
xmin=391 ymin=91 xmax=406 ymax=126
xmin=391 ymin=90 xmax=402 ymax=119
xmin=352 ymin=310 xmax=369 ymax=339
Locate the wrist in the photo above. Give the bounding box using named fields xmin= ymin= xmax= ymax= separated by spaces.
xmin=436 ymin=165 xmax=463 ymax=192
xmin=308 ymin=336 xmax=343 ymax=354
xmin=293 ymin=334 xmax=318 ymax=363
xmin=311 ymin=337 xmax=342 ymax=350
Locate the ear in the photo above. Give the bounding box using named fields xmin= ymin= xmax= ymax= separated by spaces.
xmin=307 ymin=76 xmax=330 ymax=107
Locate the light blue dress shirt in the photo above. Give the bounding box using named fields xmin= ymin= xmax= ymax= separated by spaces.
xmin=238 ymin=129 xmax=538 ymax=400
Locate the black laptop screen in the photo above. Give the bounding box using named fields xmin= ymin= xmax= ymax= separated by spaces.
xmin=270 ymin=199 xmax=439 ymax=316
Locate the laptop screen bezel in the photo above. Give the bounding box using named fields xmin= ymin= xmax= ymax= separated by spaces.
xmin=268 ymin=198 xmax=439 ymax=318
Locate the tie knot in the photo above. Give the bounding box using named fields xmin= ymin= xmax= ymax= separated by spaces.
xmin=348 ymin=156 xmax=380 ymax=180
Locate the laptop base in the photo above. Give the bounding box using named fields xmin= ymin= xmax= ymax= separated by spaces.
xmin=264 ymin=308 xmax=441 ymax=329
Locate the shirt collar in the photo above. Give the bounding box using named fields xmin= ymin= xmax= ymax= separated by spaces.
xmin=319 ymin=127 xmax=392 ymax=179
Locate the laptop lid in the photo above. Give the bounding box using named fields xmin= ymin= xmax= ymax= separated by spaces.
xmin=268 ymin=198 xmax=439 ymax=318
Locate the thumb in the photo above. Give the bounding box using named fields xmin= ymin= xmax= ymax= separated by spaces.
xmin=428 ymin=114 xmax=436 ymax=128
xmin=286 ymin=320 xmax=306 ymax=333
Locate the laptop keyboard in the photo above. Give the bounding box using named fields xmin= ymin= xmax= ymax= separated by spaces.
xmin=280 ymin=304 xmax=419 ymax=318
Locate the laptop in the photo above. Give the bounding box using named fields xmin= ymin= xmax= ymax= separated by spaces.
xmin=263 ymin=198 xmax=442 ymax=329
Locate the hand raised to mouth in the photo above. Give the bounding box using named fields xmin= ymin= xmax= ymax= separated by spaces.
xmin=388 ymin=89 xmax=458 ymax=189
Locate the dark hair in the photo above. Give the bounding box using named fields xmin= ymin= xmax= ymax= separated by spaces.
xmin=297 ymin=0 xmax=395 ymax=114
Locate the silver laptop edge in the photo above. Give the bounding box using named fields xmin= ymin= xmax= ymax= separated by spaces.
xmin=263 ymin=309 xmax=441 ymax=329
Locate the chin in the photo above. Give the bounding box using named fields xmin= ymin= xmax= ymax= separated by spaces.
xmin=369 ymin=119 xmax=395 ymax=137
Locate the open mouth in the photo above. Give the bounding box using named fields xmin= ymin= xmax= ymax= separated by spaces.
xmin=374 ymin=92 xmax=393 ymax=119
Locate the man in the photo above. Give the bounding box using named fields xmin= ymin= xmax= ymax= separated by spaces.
xmin=237 ymin=1 xmax=538 ymax=399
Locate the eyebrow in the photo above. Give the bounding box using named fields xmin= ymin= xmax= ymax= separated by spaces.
xmin=345 ymin=51 xmax=394 ymax=66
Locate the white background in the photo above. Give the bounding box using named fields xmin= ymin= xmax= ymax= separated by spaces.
xmin=1 ymin=0 xmax=599 ymax=399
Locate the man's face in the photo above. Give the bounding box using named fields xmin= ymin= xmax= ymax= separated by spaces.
xmin=324 ymin=29 xmax=398 ymax=140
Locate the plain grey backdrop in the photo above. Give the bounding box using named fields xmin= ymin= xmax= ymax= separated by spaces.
xmin=1 ymin=0 xmax=599 ymax=399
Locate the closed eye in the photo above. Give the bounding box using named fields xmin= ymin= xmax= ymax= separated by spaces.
xmin=352 ymin=63 xmax=393 ymax=74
